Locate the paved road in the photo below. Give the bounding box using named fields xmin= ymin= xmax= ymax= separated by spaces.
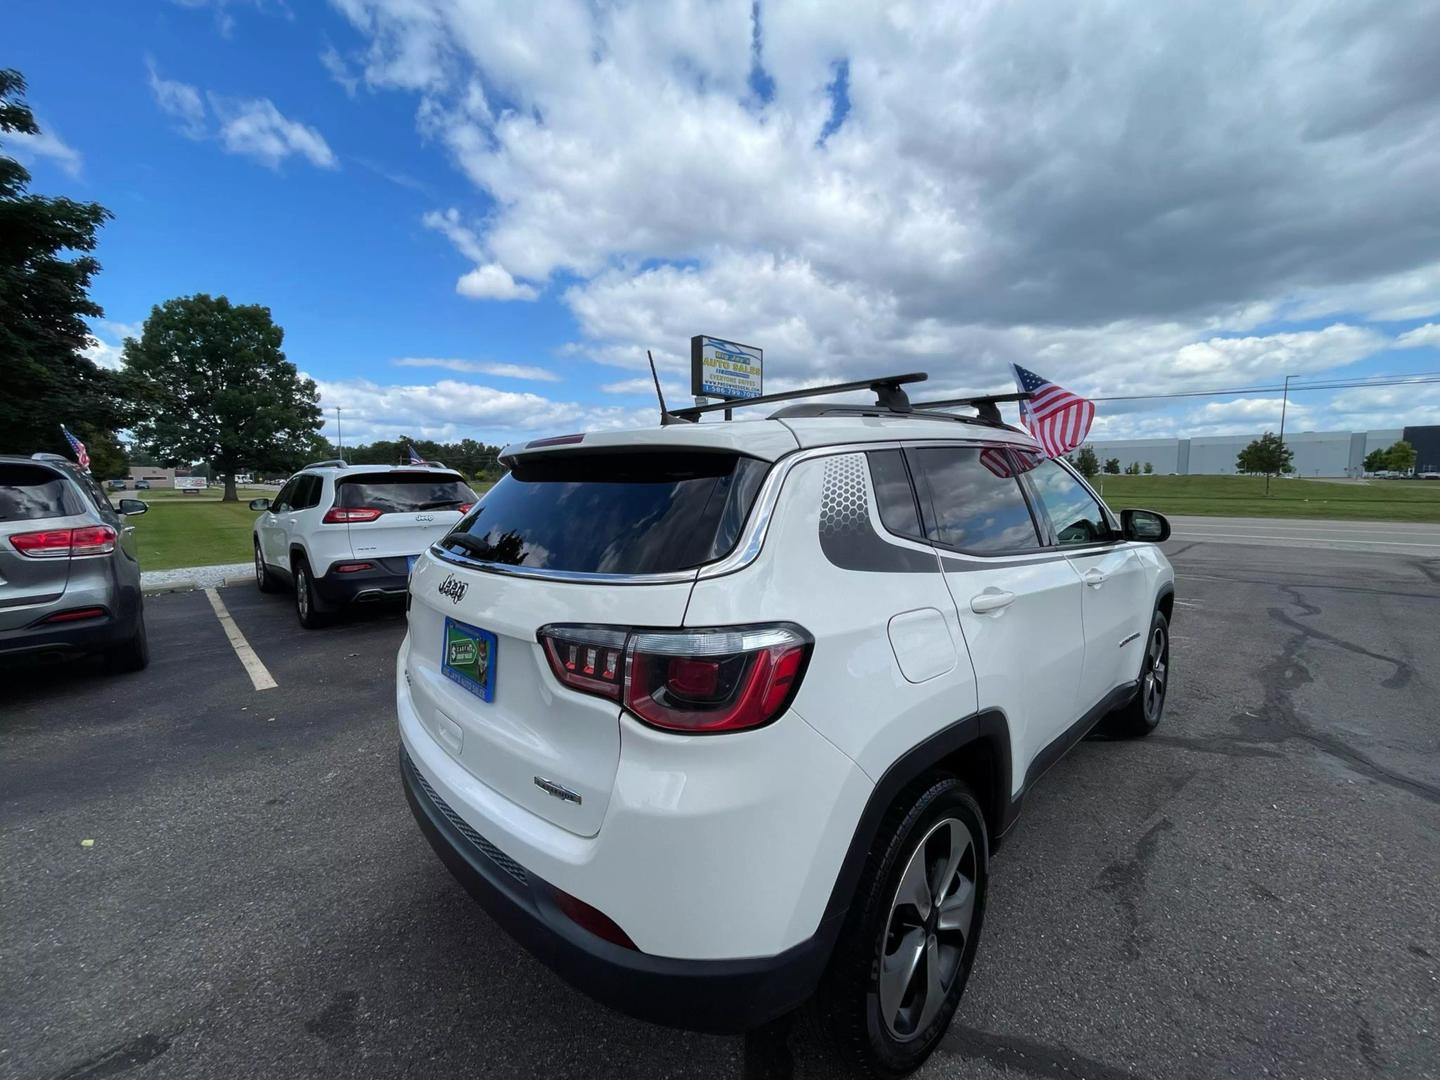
xmin=1169 ymin=515 xmax=1440 ymax=556
xmin=3 ymin=543 xmax=1439 ymax=1079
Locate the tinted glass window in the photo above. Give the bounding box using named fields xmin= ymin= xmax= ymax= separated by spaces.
xmin=338 ymin=472 xmax=476 ymax=513
xmin=913 ymin=447 xmax=1040 ymax=553
xmin=440 ymin=452 xmax=767 ymax=574
xmin=273 ymin=478 xmax=299 ymax=511
xmin=0 ymin=465 xmax=83 ymax=522
xmin=867 ymin=451 xmax=922 ymax=538
xmin=1027 ymin=458 xmax=1111 ymax=545
xmin=292 ymin=475 xmax=323 ymax=510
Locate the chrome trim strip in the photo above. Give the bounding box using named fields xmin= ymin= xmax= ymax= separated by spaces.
xmin=428 ymin=544 xmax=700 ymax=585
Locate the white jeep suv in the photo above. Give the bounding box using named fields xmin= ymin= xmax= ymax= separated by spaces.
xmin=395 ymin=377 xmax=1174 ymax=1076
xmin=251 ymin=461 xmax=476 ymax=627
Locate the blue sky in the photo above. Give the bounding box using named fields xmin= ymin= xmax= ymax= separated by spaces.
xmin=8 ymin=0 xmax=1440 ymax=447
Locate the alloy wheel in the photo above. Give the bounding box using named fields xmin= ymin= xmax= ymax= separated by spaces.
xmin=296 ymin=567 xmax=309 ymax=619
xmin=878 ymin=816 xmax=977 ymax=1041
xmin=1143 ymin=625 xmax=1167 ymax=722
xmin=254 ymin=547 xmax=265 ymax=587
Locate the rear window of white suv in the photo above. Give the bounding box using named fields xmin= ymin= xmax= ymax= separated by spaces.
xmin=438 ymin=451 xmax=768 ymax=575
xmin=337 ymin=471 xmax=477 ymax=513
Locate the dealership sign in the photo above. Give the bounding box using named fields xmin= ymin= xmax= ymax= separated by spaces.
xmin=690 ymin=336 xmax=763 ymax=400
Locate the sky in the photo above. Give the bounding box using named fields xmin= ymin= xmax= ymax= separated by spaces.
xmin=8 ymin=0 xmax=1440 ymax=449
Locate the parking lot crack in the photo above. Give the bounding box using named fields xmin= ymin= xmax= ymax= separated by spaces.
xmin=48 ymin=1030 xmax=175 ymax=1080
xmin=1091 ymin=818 xmax=1174 ymax=961
xmin=938 ymin=1024 xmax=1154 ymax=1080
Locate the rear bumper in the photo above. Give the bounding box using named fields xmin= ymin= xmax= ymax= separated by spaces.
xmin=400 ymin=745 xmax=839 ymax=1033
xmin=313 ymin=557 xmax=412 ymax=605
xmin=0 ymin=608 xmax=134 ymax=660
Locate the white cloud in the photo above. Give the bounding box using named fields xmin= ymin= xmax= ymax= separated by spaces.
xmin=422 ymin=208 xmax=537 ymax=300
xmin=313 ymin=376 xmax=649 ymax=444
xmin=455 ymin=263 xmax=538 ymax=301
xmin=325 ymin=0 xmax=1440 ymax=438
xmin=147 ymin=59 xmax=335 ymax=169
xmin=393 ymin=357 xmax=559 ymax=381
xmin=321 ymin=45 xmax=360 ymax=97
xmin=208 ymin=95 xmax=337 ymax=169
xmin=82 ymin=321 xmax=143 ymax=372
xmin=147 ymin=60 xmax=207 ymax=139
xmin=6 ymin=124 xmax=83 ymax=177
xmin=1395 ymin=323 xmax=1440 ymax=349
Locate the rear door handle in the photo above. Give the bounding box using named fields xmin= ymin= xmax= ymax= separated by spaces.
xmin=970 ymin=588 xmax=1016 ymax=614
xmin=1082 ymin=568 xmax=1107 ymax=588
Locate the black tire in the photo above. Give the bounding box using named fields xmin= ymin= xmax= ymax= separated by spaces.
xmin=1099 ymin=608 xmax=1170 ymax=737
xmin=255 ymin=542 xmax=283 ymax=593
xmin=292 ymin=556 xmax=331 ymax=629
xmin=106 ymin=612 xmax=150 ymax=674
xmin=808 ymin=776 xmax=988 ymax=1078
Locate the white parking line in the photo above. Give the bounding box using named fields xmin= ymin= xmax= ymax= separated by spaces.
xmin=204 ymin=587 xmax=278 ymax=691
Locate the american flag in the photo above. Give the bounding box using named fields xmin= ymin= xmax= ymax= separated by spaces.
xmin=1011 ymin=364 xmax=1096 ymax=458
xmin=404 ymin=443 xmax=424 ymax=465
xmin=61 ymin=425 xmax=90 ymax=470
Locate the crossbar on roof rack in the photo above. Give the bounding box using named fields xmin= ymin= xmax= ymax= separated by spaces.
xmin=910 ymin=392 xmax=1032 ymax=425
xmin=669 ymin=371 xmax=929 ymax=421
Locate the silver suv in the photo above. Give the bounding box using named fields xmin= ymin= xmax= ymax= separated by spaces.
xmin=0 ymin=454 xmax=150 ymax=672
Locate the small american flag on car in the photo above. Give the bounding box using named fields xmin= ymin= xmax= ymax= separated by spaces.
xmin=405 ymin=443 xmax=424 ymax=465
xmin=1011 ymin=364 xmax=1096 ymax=458
xmin=61 ymin=425 xmax=90 ymax=470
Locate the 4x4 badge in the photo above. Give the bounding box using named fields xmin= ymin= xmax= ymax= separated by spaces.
xmin=438 ymin=574 xmax=468 ymax=604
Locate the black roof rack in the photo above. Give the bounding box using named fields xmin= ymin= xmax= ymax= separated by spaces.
xmin=669 ymin=372 xmax=928 ymax=421
xmin=664 ymin=370 xmax=1029 ymax=429
xmin=910 ymin=392 xmax=1032 ymax=425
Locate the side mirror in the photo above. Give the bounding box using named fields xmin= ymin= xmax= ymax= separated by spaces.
xmin=1120 ymin=508 xmax=1170 ymax=543
xmin=117 ymin=498 xmax=149 ymax=516
xmin=249 ymin=498 xmax=271 ymax=511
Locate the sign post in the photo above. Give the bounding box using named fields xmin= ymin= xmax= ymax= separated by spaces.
xmin=690 ymin=336 xmax=763 ymax=417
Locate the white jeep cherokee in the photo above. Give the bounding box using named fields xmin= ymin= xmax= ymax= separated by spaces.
xmin=250 ymin=461 xmax=476 ymax=627
xmin=396 ymin=378 xmax=1174 ymax=1076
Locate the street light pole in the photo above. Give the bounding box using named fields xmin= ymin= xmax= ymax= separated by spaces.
xmin=1271 ymin=374 xmax=1292 ymax=496
xmin=335 ymin=406 xmax=344 ymax=463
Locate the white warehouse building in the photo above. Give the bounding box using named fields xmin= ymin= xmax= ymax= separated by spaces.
xmin=1083 ymin=429 xmax=1404 ymax=477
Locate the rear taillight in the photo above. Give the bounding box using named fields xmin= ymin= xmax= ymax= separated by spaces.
xmin=334 ymin=562 xmax=374 ymax=573
xmin=10 ymin=525 xmax=117 ymax=558
xmin=537 ymin=623 xmax=812 ymax=734
xmin=457 ymin=503 xmax=473 ymax=514
xmin=323 ymin=507 xmax=383 ymax=523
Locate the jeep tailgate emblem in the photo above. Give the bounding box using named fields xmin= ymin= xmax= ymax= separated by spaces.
xmin=533 ymin=776 xmax=582 ymax=805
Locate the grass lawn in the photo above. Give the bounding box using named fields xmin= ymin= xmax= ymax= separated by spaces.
xmin=1090 ymin=474 xmax=1440 ymax=523
xmin=125 ymin=495 xmax=266 ymax=571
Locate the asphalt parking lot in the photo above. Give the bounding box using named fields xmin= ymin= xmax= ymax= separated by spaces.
xmin=3 ymin=531 xmax=1439 ymax=1079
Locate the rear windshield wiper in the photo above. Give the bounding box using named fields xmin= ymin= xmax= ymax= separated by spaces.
xmin=442 ymin=532 xmax=490 ymax=557
xmin=417 ymin=498 xmax=467 ymax=510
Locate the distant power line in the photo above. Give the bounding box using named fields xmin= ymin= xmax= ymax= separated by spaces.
xmin=1090 ymin=371 xmax=1440 ymax=403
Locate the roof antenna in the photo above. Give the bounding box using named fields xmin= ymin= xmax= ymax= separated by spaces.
xmin=648 ymin=350 xmax=685 ymax=426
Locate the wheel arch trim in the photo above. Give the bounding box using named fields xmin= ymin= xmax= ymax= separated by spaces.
xmin=821 ymin=709 xmax=1013 ymax=926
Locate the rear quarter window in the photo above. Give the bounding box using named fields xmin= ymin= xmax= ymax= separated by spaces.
xmin=439 ymin=452 xmax=767 ymax=575
xmin=0 ymin=464 xmax=84 ymax=521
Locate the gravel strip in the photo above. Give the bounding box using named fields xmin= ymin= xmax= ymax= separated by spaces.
xmin=141 ymin=562 xmax=253 ymax=592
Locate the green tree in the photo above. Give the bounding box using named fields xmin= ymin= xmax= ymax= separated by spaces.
xmin=1383 ymin=440 xmax=1416 ymax=474
xmin=1123 ymin=461 xmax=1140 ymax=475
xmin=123 ymin=294 xmax=324 ymax=501
xmin=0 ymin=69 xmax=123 ymax=460
xmin=1072 ymin=445 xmax=1100 ymax=478
xmin=1236 ymin=432 xmax=1293 ymax=478
xmin=1103 ymin=457 xmax=1121 ymax=475
xmin=1363 ymin=448 xmax=1388 ymax=473
xmin=1143 ymin=461 xmax=1154 ymax=474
